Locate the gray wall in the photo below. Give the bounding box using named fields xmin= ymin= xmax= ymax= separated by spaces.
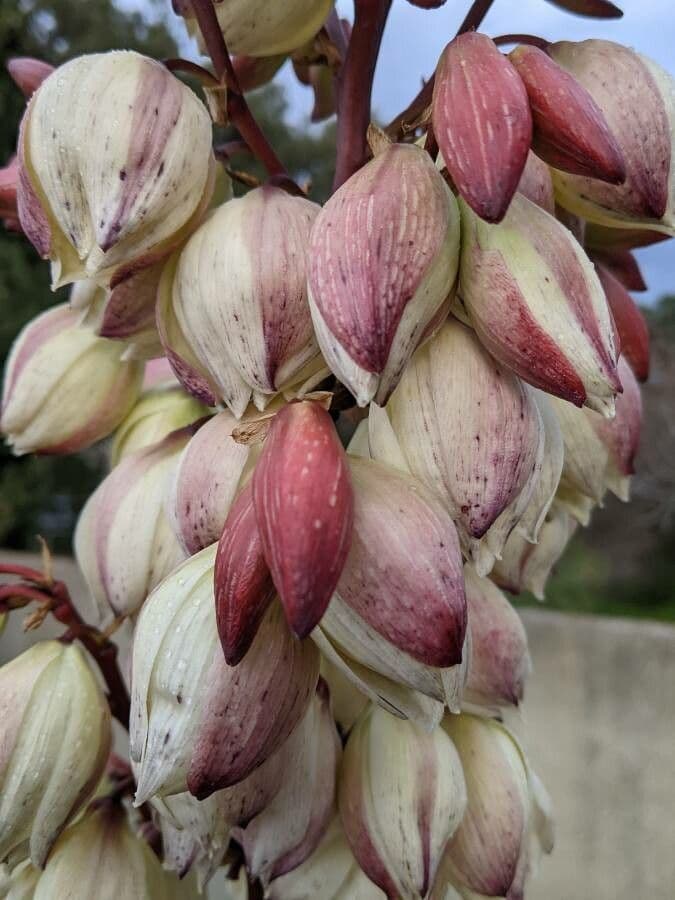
xmin=1 ymin=553 xmax=673 ymax=899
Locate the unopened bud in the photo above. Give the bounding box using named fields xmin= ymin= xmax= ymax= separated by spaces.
xmin=433 ymin=33 xmax=532 ymax=223
xmin=18 ymin=51 xmax=214 ymax=288
xmin=549 ymin=40 xmax=675 ymax=235
xmin=111 ymin=383 xmax=209 ymax=465
xmin=459 ymin=192 xmax=621 ymax=414
xmin=464 ymin=565 xmax=531 ymax=709
xmin=75 ymin=427 xmax=192 ymax=624
xmin=509 ymin=44 xmax=625 ymax=184
xmin=595 ymin=264 xmax=650 ymax=381
xmin=253 ymin=401 xmax=354 ymax=638
xmin=0 ymin=642 xmax=111 ymax=869
xmin=176 ymin=0 xmax=334 ymax=57
xmin=588 ymin=247 xmax=647 ymax=292
xmin=0 ymin=156 xmax=20 ymax=230
xmin=339 ymin=706 xmax=467 ymax=899
xmin=130 ymin=546 xmax=319 ymax=804
xmin=308 ymin=144 xmax=460 ymax=406
xmin=159 ymin=186 xmax=320 ymax=417
xmin=1 ymin=304 xmax=143 ymax=455
xmin=517 ymin=152 xmax=555 ymax=214
xmin=369 ymin=320 xmax=544 ymax=574
xmin=7 ymin=57 xmax=53 ymax=97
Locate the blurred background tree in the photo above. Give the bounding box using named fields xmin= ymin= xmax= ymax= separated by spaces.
xmin=0 ymin=0 xmax=673 ymax=620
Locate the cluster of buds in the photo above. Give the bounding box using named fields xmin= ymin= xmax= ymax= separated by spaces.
xmin=0 ymin=0 xmax=667 ymax=896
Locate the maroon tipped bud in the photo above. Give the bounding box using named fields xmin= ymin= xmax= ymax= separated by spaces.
xmin=543 ymin=0 xmax=623 ymax=17
xmin=510 ymin=44 xmax=626 ymax=185
xmin=433 ymin=32 xmax=532 ymax=223
xmin=0 ymin=156 xmax=20 ymax=231
xmin=252 ymin=401 xmax=354 ymax=639
xmin=6 ymin=57 xmax=54 ymax=97
xmin=584 ymin=223 xmax=670 ymax=252
xmin=517 ymin=151 xmax=555 ymax=214
xmin=588 ymin=248 xmax=647 ymax=292
xmin=595 ymin=264 xmax=650 ymax=381
xmin=215 ymin=483 xmax=276 ymax=666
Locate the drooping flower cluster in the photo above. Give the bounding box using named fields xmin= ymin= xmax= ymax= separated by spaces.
xmin=0 ymin=1 xmax=666 ymax=897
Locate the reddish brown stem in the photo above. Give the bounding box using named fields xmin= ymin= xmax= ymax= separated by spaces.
xmin=0 ymin=583 xmax=51 ymax=606
xmin=0 ymin=561 xmax=49 ymax=583
xmin=385 ymin=0 xmax=497 ymax=140
xmin=332 ymin=0 xmax=393 ymax=191
xmin=189 ymin=0 xmax=288 ymax=177
xmin=494 ymin=33 xmax=550 ymax=49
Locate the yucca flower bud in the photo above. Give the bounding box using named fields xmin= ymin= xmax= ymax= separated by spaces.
xmin=174 ymin=0 xmax=334 ymax=58
xmin=595 ymin=264 xmax=650 ymax=381
xmin=235 ymin=681 xmax=340 ymax=885
xmin=130 ymin=545 xmax=320 ymax=804
xmin=269 ymin=817 xmax=385 ymax=899
xmin=111 ymin=383 xmax=209 ymax=465
xmin=516 ymin=152 xmax=555 ymax=215
xmin=18 ymin=51 xmax=214 ymax=288
xmin=74 ymin=427 xmax=192 ymax=624
xmin=441 ymin=716 xmax=530 ymax=899
xmin=509 ymin=44 xmax=625 ymax=184
xmin=369 ymin=320 xmax=544 ymax=574
xmin=1 ymin=304 xmax=143 ymax=455
xmin=308 ymin=143 xmax=460 ymax=406
xmin=548 ymin=40 xmax=675 ymax=235
xmin=7 ymin=57 xmax=53 ymax=98
xmin=464 ymin=565 xmax=531 ymax=709
xmin=492 ymin=505 xmax=577 ymax=599
xmin=0 ymin=156 xmax=20 ymax=231
xmin=588 ymin=246 xmax=647 ymax=293
xmin=170 ymin=409 xmax=253 ymax=555
xmin=252 ymin=401 xmax=354 ymax=638
xmin=33 ymin=805 xmax=197 ymax=900
xmin=432 ymin=33 xmax=532 ymax=223
xmin=459 ymin=192 xmax=621 ymax=414
xmin=0 ymin=642 xmax=111 ymax=869
xmin=339 ymin=706 xmax=467 ymax=899
xmin=158 ymin=187 xmax=321 ymax=417
xmin=550 ymin=356 xmax=642 ymax=505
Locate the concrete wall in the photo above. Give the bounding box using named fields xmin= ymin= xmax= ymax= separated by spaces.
xmin=1 ymin=552 xmax=674 ymax=899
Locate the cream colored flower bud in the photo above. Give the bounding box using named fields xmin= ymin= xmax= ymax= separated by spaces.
xmin=236 ymin=681 xmax=340 ymax=885
xmin=549 ymin=40 xmax=675 ymax=235
xmin=1 ymin=304 xmax=142 ymax=455
xmin=33 ymin=806 xmax=197 ymax=900
xmin=18 ymin=51 xmax=214 ymax=288
xmin=111 ymin=382 xmax=209 ymax=466
xmin=158 ymin=187 xmax=321 ymax=418
xmin=515 ymin=391 xmax=564 ymax=543
xmin=0 ymin=642 xmax=111 ymax=869
xmin=339 ymin=706 xmax=467 ymax=900
xmin=459 ymin=192 xmax=620 ymax=415
xmin=269 ymin=817 xmax=385 ymax=900
xmin=441 ymin=716 xmax=530 ymax=899
xmin=177 ymin=0 xmax=334 ymax=58
xmin=308 ymin=144 xmax=460 ymax=407
xmin=464 ymin=565 xmax=531 ymax=709
xmin=169 ymin=410 xmax=254 ymax=554
xmin=492 ymin=505 xmax=577 ymax=600
xmin=75 ymin=427 xmax=191 ymax=624
xmin=130 ymin=545 xmax=319 ymax=804
xmin=369 ymin=320 xmax=544 ymax=574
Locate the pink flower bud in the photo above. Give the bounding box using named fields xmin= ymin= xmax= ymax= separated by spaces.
xmin=235 ymin=681 xmax=340 ymax=885
xmin=1 ymin=304 xmax=143 ymax=455
xmin=159 ymin=186 xmax=321 ymax=417
xmin=591 ymin=356 xmax=642 ymax=497
xmin=433 ymin=33 xmax=532 ymax=223
xmin=549 ymin=40 xmax=675 ymax=234
xmin=517 ymin=152 xmax=555 ymax=214
xmin=253 ymin=401 xmax=354 ymax=638
xmin=459 ymin=192 xmax=621 ymax=414
xmin=170 ymin=410 xmax=252 ymax=555
xmin=308 ymin=144 xmax=460 ymax=406
xmin=595 ymin=264 xmax=650 ymax=381
xmin=509 ymin=44 xmax=625 ymax=184
xmin=6 ymin=57 xmax=54 ymax=97
xmin=0 ymin=156 xmax=20 ymax=229
xmin=464 ymin=565 xmax=531 ymax=709
xmin=335 ymin=457 xmax=466 ymax=668
xmin=215 ymin=482 xmax=276 ymax=665
xmin=589 ymin=247 xmax=647 ymax=292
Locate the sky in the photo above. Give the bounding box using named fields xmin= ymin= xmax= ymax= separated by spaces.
xmin=127 ymin=0 xmax=675 ymax=303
